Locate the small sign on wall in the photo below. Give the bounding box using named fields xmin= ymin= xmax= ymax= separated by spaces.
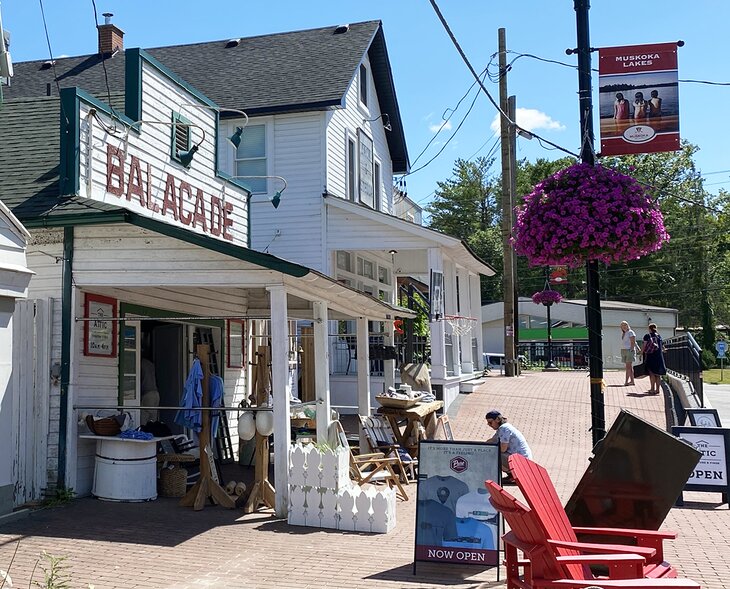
xmin=84 ymin=293 xmax=118 ymax=357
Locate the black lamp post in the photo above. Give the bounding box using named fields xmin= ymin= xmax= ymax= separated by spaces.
xmin=542 ymin=298 xmax=558 ymax=371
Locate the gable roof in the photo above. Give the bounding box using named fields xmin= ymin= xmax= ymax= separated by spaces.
xmin=5 ymin=21 xmax=409 ymax=172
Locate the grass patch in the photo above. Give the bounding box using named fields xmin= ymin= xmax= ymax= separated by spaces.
xmin=703 ymin=368 xmax=730 ymax=384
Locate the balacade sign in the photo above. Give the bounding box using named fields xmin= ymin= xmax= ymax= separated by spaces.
xmin=105 ymin=144 xmax=236 ymax=242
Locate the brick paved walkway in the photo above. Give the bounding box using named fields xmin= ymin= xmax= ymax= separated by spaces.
xmin=0 ymin=371 xmax=725 ymax=588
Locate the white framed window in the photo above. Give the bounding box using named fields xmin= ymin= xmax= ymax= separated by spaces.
xmin=378 ymin=265 xmax=391 ymax=286
xmin=359 ymin=63 xmax=368 ymax=108
xmin=236 ymin=123 xmax=267 ymax=193
xmin=347 ymin=135 xmax=357 ymax=201
xmin=336 ymin=251 xmax=353 ymax=273
xmin=335 ymin=250 xmax=393 ymax=304
xmin=374 ymin=160 xmax=382 ymax=211
xmin=358 ymin=130 xmax=374 ymax=208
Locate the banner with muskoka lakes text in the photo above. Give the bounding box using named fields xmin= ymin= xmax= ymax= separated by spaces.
xmin=598 ymin=42 xmax=680 ymax=156
xmin=414 ymin=440 xmax=500 ymax=567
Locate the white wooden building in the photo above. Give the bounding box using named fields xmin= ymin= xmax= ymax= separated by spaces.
xmin=0 ymin=201 xmax=33 ymax=518
xmin=481 ymin=299 xmax=678 ymax=369
xmin=6 ymin=20 xmax=496 ymax=414
xmin=0 ymin=49 xmax=412 ymax=516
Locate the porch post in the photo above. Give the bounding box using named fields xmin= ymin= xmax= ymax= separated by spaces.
xmin=356 ymin=315 xmax=371 ymax=452
xmin=267 ymin=285 xmax=290 ymax=517
xmin=428 ymin=248 xmax=447 ymax=380
xmin=458 ymin=267 xmax=474 ymax=374
xmin=313 ymin=301 xmax=331 ymax=444
xmin=383 ymin=319 xmax=396 ymax=392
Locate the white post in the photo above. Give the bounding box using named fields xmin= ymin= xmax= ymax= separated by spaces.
xmin=383 ymin=319 xmax=396 ymax=392
xmin=267 ymin=285 xmax=290 ymax=517
xmin=428 ymin=248 xmax=447 ymax=380
xmin=356 ymin=315 xmax=371 ymax=452
xmin=458 ymin=267 xmax=474 ymax=374
xmin=471 ymin=273 xmax=485 ymax=370
xmin=313 ymin=301 xmax=331 ymax=444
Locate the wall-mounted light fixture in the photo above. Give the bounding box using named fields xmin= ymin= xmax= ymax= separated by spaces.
xmin=228 ymin=175 xmax=288 ymax=209
xmin=363 ymin=113 xmax=392 ymax=132
xmin=123 ymin=119 xmax=206 ymax=167
xmin=179 ymin=104 xmax=249 ymax=148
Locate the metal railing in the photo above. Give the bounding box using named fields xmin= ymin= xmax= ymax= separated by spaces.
xmin=517 ymin=341 xmax=589 ymax=370
xmin=330 ymin=334 xmax=430 ymax=376
xmin=664 ymin=332 xmax=704 ymax=406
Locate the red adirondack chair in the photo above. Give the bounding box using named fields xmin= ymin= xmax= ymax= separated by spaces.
xmin=485 ymin=480 xmax=700 ymax=589
xmin=508 ymin=454 xmax=679 ymax=578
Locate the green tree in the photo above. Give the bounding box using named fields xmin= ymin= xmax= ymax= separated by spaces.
xmin=426 ymin=157 xmax=503 ymax=301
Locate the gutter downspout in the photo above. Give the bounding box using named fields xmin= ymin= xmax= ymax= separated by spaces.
xmin=57 ymin=226 xmax=74 ymax=488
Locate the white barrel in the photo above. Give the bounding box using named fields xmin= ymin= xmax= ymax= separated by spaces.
xmin=91 ymin=438 xmax=158 ymax=502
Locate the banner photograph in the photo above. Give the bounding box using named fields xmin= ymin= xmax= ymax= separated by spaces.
xmin=598 ymin=42 xmax=680 ymax=156
xmin=414 ymin=440 xmax=500 ymax=567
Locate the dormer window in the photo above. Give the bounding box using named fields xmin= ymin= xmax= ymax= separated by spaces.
xmin=359 ymin=63 xmax=368 ymax=108
xmin=170 ymin=111 xmax=191 ymax=164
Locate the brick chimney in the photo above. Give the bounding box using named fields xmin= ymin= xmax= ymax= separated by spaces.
xmin=97 ymin=13 xmax=124 ymax=55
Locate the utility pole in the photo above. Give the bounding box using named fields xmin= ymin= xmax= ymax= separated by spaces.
xmin=499 ymin=27 xmax=516 ymax=377
xmin=508 ymin=95 xmax=520 ymax=375
xmin=574 ymin=0 xmax=605 ymax=445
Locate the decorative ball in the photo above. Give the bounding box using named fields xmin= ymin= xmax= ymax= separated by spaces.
xmin=237 ymin=412 xmax=256 ymax=441
xmin=255 ymin=409 xmax=274 ymax=436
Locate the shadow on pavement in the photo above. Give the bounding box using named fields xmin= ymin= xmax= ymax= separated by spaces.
xmin=365 ymin=562 xmax=500 ymax=587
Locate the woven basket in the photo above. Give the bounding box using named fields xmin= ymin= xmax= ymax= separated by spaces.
xmin=159 ymin=465 xmax=188 ymax=497
xmin=86 ymin=415 xmax=122 ymax=436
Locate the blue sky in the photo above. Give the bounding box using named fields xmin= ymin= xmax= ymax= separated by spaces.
xmin=2 ymin=1 xmax=728 ymax=219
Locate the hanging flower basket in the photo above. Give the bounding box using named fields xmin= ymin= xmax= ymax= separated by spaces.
xmin=513 ymin=163 xmax=669 ymax=268
xmin=532 ymin=290 xmax=562 ymax=306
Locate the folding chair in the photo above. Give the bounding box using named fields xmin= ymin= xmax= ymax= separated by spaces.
xmin=334 ymin=421 xmax=408 ymax=501
xmin=359 ymin=415 xmax=417 ymax=482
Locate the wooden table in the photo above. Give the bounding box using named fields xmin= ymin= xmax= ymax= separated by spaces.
xmin=376 ymin=400 xmax=444 ymax=458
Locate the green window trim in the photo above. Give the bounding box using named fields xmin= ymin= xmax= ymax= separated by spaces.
xmin=170 ymin=111 xmax=192 ymax=165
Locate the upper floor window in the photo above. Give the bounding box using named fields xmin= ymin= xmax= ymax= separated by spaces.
xmin=359 ymin=63 xmax=368 ymax=108
xmin=358 ymin=130 xmax=374 ymax=208
xmin=236 ymin=124 xmax=267 ymax=193
xmin=347 ymin=137 xmax=357 ymax=201
xmin=374 ymin=161 xmax=381 ymax=211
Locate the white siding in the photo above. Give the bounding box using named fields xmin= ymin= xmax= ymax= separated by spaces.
xmin=25 ymin=224 xmax=258 ymax=495
xmin=77 ymin=61 xmax=250 ymax=248
xmin=220 ymin=112 xmax=326 ymax=271
xmin=325 ymin=55 xmax=394 ymax=214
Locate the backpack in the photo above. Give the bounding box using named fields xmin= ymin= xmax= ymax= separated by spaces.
xmin=644 ymin=335 xmax=658 ymax=354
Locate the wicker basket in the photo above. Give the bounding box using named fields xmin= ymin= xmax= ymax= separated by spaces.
xmin=159 ymin=465 xmax=188 ymax=497
xmin=85 ymin=415 xmax=122 ymax=436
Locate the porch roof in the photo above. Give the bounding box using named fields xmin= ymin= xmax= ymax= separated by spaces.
xmin=324 ymin=195 xmax=496 ymax=277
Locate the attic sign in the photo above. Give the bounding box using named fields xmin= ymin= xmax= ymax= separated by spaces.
xmin=105 ymin=145 xmax=235 ymax=241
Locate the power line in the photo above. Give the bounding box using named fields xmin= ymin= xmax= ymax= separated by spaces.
xmin=427 ymin=0 xmax=579 ymax=159
xmin=409 ymin=67 xmax=488 ymax=169
xmin=38 ymin=0 xmax=68 ymax=126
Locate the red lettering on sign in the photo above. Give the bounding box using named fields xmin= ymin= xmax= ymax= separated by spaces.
xmin=193 ymin=189 xmax=207 ymax=232
xmin=126 ymin=155 xmax=145 ymax=206
xmin=162 ymin=174 xmax=178 ymax=221
xmin=222 ymin=201 xmax=234 ymax=242
xmin=209 ymin=196 xmax=222 ymax=237
xmin=106 ymin=145 xmax=124 ymax=196
xmin=178 ymin=181 xmax=193 ymax=226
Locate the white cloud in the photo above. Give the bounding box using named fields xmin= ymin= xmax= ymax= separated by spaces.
xmin=429 ymin=120 xmax=453 ymax=133
xmin=490 ymin=108 xmax=565 ymax=134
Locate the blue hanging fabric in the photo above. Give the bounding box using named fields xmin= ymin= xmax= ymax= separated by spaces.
xmin=210 ymin=374 xmax=225 ymax=438
xmin=175 ymin=358 xmax=204 ymax=432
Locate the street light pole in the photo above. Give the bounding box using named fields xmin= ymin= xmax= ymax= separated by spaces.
xmin=574 ymin=0 xmax=605 ymax=445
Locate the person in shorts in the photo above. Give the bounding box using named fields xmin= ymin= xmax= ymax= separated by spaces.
xmin=620 ymin=321 xmax=641 ymax=386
